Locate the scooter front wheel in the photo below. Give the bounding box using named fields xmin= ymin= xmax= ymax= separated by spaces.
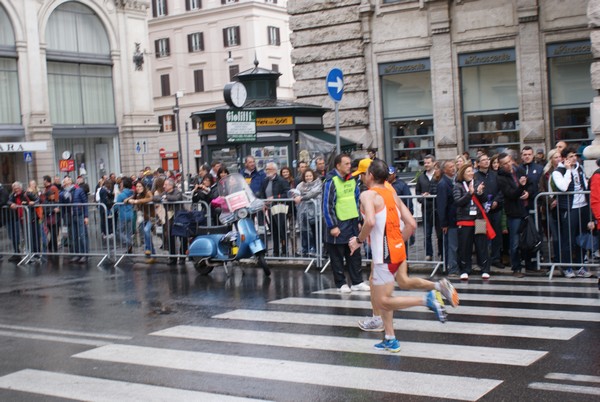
xmin=192 ymin=257 xmax=214 ymax=275
xmin=257 ymin=251 xmax=271 ymax=277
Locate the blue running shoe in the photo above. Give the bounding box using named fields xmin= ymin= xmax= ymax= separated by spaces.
xmin=374 ymin=338 xmax=401 ymax=353
xmin=426 ymin=290 xmax=447 ymax=323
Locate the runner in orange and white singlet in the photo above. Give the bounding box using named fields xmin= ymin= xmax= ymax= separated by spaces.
xmin=349 ymin=159 xmax=459 ymax=353
xmin=362 ymin=185 xmax=406 ymax=284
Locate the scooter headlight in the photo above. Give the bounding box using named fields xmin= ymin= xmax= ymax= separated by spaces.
xmin=236 ymin=208 xmax=249 ymax=220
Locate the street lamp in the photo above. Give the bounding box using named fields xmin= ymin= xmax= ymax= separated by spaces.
xmin=173 ymin=91 xmax=184 ymax=188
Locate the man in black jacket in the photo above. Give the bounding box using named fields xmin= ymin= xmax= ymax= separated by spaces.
xmin=415 ymin=155 xmax=437 ymax=260
xmin=497 ymin=153 xmax=529 ymax=278
xmin=436 ymin=160 xmax=458 ymax=276
xmin=260 ymin=162 xmax=290 ymax=257
xmin=474 ymin=153 xmax=504 ymax=268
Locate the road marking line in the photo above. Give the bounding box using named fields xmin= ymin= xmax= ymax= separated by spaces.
xmin=74 ymin=344 xmax=502 ymax=401
xmin=0 ymin=369 xmax=267 ymax=401
xmin=0 ymin=330 xmax=110 ymax=346
xmin=314 ymin=289 xmax=600 ymax=307
xmin=151 ymin=325 xmax=546 ymax=366
xmin=545 ymin=373 xmax=600 ymax=383
xmin=529 ymin=382 xmax=600 ymax=396
xmin=213 ymin=310 xmax=583 ymax=340
xmin=450 ymin=283 xmax=598 ymax=294
xmin=0 ymin=323 xmax=131 ymax=340
xmin=270 ymin=297 xmax=600 ymax=322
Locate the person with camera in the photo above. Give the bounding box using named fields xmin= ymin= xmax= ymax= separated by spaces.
xmin=293 ymin=168 xmax=322 ymax=257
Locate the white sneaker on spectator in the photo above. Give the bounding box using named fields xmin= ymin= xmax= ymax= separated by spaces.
xmin=460 ymin=273 xmax=469 ymax=280
xmin=351 ymin=282 xmax=370 ymax=292
xmin=337 ymin=284 xmax=351 ymax=293
xmin=482 ymin=273 xmax=490 ymax=280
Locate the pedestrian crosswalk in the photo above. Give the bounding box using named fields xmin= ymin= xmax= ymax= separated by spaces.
xmin=0 ymin=276 xmax=598 ymax=401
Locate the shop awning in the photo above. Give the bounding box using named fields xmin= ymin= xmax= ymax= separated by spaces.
xmin=298 ymin=130 xmax=357 ymax=154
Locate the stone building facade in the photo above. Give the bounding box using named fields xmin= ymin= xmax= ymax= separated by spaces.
xmin=289 ymin=0 xmax=595 ymax=174
xmin=0 ymin=0 xmax=157 ymax=185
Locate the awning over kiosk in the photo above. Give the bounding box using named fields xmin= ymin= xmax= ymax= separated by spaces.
xmin=298 ymin=130 xmax=357 ymax=154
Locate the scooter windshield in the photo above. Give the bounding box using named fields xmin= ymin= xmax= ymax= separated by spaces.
xmin=217 ymin=173 xmax=264 ymax=216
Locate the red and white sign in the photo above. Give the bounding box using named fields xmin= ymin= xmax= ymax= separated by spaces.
xmin=225 ymin=191 xmax=250 ymax=211
xmin=59 ymin=159 xmax=75 ymax=172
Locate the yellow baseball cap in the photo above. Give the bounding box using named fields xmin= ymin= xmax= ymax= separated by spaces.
xmin=351 ymin=158 xmax=372 ymax=177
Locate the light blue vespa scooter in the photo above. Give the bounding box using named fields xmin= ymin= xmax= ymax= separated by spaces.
xmin=188 ymin=173 xmax=270 ymax=276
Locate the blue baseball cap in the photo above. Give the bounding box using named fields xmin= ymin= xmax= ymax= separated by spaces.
xmin=388 ymin=166 xmax=396 ymax=175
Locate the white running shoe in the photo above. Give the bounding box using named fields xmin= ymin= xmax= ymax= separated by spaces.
xmin=351 ymin=282 xmax=370 ymax=292
xmin=358 ymin=316 xmax=384 ymax=332
xmin=337 ymin=284 xmax=352 ymax=293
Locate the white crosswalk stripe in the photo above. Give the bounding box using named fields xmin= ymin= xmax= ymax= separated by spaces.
xmin=74 ymin=344 xmax=503 ymax=401
xmin=0 ymin=278 xmax=597 ymax=401
xmin=0 ymin=369 xmax=267 ymax=402
xmin=213 ymin=309 xmax=583 ymax=340
xmin=270 ymin=297 xmax=600 ymax=322
xmin=151 ymin=325 xmax=546 ymax=366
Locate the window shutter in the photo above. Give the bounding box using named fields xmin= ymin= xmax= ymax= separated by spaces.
xmin=161 ymin=74 xmax=170 ymax=97
xmin=221 ymin=0 xmax=226 ymax=4
xmin=163 ymin=0 xmax=168 ymax=15
xmin=186 ymin=0 xmax=190 ymax=11
xmin=155 ymin=40 xmax=160 ymax=57
xmin=199 ymin=32 xmax=204 ymax=51
xmin=276 ymin=28 xmax=280 ymax=46
xmin=152 ymin=0 xmax=158 ymax=17
xmin=187 ymin=34 xmax=193 ymax=52
xmin=235 ymin=26 xmax=241 ymax=46
xmin=158 ymin=115 xmax=164 ymax=132
xmin=229 ymin=65 xmax=239 ymax=81
xmin=171 ymin=114 xmax=176 ymax=132
xmin=222 ymin=29 xmax=227 ymax=47
xmin=194 ymin=70 xmax=204 ymax=92
xmin=165 ymin=38 xmax=170 ymax=56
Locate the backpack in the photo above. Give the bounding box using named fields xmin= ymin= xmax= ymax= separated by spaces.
xmin=171 ymin=210 xmax=207 ymax=238
xmin=519 ymin=216 xmax=542 ymax=254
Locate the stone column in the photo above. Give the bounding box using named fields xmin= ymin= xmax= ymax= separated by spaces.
xmin=516 ymin=0 xmax=546 ymax=152
xmin=113 ymin=0 xmax=159 ymax=175
xmin=585 ymin=0 xmax=600 ymax=173
xmin=429 ymin=1 xmax=459 ymax=160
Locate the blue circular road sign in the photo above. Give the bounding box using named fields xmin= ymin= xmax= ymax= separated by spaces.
xmin=326 ymin=68 xmax=344 ymax=102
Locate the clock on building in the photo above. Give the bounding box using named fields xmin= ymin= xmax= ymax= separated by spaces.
xmin=223 ymin=81 xmax=247 ymax=108
xmin=62 ymin=150 xmax=71 ymax=159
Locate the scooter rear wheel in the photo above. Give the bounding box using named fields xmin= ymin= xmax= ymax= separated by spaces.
xmin=257 ymin=251 xmax=271 ymax=277
xmin=192 ymin=257 xmax=214 ymax=275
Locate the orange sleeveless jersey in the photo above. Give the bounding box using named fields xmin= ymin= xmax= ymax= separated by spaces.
xmin=372 ymin=186 xmax=406 ymax=265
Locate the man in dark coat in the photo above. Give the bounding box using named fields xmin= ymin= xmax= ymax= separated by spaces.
xmin=475 ymin=153 xmax=504 ymax=268
xmin=436 ymin=160 xmax=458 ymax=276
xmin=497 ymin=152 xmax=529 ymax=278
xmin=260 ymin=162 xmax=290 ymax=256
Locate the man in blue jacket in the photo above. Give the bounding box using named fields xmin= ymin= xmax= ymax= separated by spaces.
xmin=60 ymin=176 xmax=89 ymax=263
xmin=242 ymin=155 xmax=266 ymax=197
xmin=436 ymin=160 xmax=458 ymax=276
xmin=114 ymin=177 xmax=135 ymax=255
xmin=323 ymin=154 xmax=369 ymax=293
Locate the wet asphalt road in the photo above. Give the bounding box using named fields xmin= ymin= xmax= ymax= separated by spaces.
xmin=0 ymin=256 xmax=598 ymax=401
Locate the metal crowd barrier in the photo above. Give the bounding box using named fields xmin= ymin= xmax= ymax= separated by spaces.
xmin=534 ymin=190 xmax=598 ymax=279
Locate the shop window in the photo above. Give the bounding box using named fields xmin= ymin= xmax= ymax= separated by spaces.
xmin=223 ymin=26 xmax=240 ymax=47
xmin=155 ymin=38 xmax=170 ymax=58
xmin=188 ymin=32 xmax=204 ymax=52
xmin=0 ymin=3 xmax=19 ymax=125
xmin=268 ymin=26 xmax=280 ymax=46
xmin=380 ymin=60 xmax=434 ymax=176
xmin=548 ymin=42 xmax=594 ymax=150
xmin=160 ymin=74 xmax=170 ymax=97
xmin=460 ymin=49 xmax=519 ymax=157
